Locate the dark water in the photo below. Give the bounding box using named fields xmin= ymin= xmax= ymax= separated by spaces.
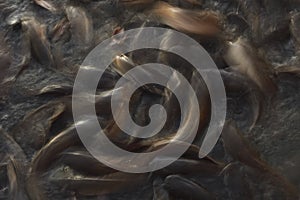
xmin=0 ymin=0 xmax=299 ymax=199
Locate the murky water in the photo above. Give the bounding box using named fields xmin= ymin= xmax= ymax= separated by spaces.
xmin=0 ymin=0 xmax=299 ymax=199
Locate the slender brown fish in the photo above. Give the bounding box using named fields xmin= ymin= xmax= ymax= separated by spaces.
xmin=0 ymin=129 xmax=27 ymax=199
xmin=275 ymin=65 xmax=300 ymax=77
xmin=65 ymin=6 xmax=94 ymax=47
xmin=220 ymin=69 xmax=263 ymax=128
xmin=190 ymin=70 xmax=211 ymax=138
xmin=7 ymin=157 xmax=28 ymax=200
xmin=12 ymin=101 xmax=66 ymax=152
xmin=50 ymin=18 xmax=70 ymax=43
xmin=50 ymin=87 xmax=130 ymax=135
xmin=111 ymin=54 xmax=168 ymax=95
xmin=26 ymin=125 xmax=81 ymax=200
xmin=222 ymin=120 xmax=275 ymax=171
xmin=0 ymin=33 xmax=12 ymax=98
xmin=2 ymin=22 xmax=31 ymax=84
xmin=50 ymin=172 xmax=149 ymax=196
xmin=111 ymin=54 xmax=135 ymax=75
xmin=155 ymin=157 xmax=225 ymax=176
xmin=222 ymin=120 xmax=299 ymax=198
xmin=119 ymin=0 xmax=155 ymax=6
xmin=290 ymin=12 xmax=300 ymax=47
xmin=144 ymin=138 xmax=209 ymax=160
xmin=21 ymin=17 xmax=53 ymax=66
xmin=163 ymin=175 xmax=215 ymax=199
xmin=224 ymin=38 xmax=277 ymax=96
xmin=155 ymin=82 xmax=181 ymax=134
xmin=182 ymin=0 xmax=203 ymax=6
xmin=0 ymin=33 xmax=11 ymax=84
xmin=34 ymin=84 xmax=73 ymax=96
xmin=151 ymin=1 xmax=221 ymax=36
xmin=0 ymin=129 xmax=26 ymax=161
xmin=30 ymin=125 xmax=81 ymax=173
xmin=33 ymin=0 xmax=57 ymax=13
xmin=60 ymin=150 xmax=116 ymax=176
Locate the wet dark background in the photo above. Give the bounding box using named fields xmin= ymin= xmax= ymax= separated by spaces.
xmin=0 ymin=0 xmax=299 ymax=199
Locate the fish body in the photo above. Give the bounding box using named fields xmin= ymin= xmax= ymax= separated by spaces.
xmin=0 ymin=129 xmax=26 ymax=161
xmin=164 ymin=175 xmax=215 ymax=199
xmin=0 ymin=34 xmax=11 ymax=84
xmin=65 ymin=6 xmax=94 ymax=47
xmin=275 ymin=65 xmax=300 ymax=77
xmin=222 ymin=120 xmax=299 ymax=198
xmin=50 ymin=172 xmax=149 ymax=196
xmin=151 ymin=1 xmax=221 ymax=36
xmin=220 ymin=69 xmax=263 ymax=128
xmin=33 ymin=0 xmax=57 ymax=13
xmin=224 ymin=38 xmax=277 ymax=95
xmin=26 ymin=125 xmax=80 ymax=200
xmin=60 ymin=150 xmax=116 ymax=176
xmin=21 ymin=17 xmax=53 ymax=66
xmin=7 ymin=157 xmax=28 ymax=200
xmin=12 ymin=101 xmax=66 ymax=153
xmin=155 ymin=158 xmax=224 ymax=176
xmin=290 ymin=12 xmax=300 ymax=48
